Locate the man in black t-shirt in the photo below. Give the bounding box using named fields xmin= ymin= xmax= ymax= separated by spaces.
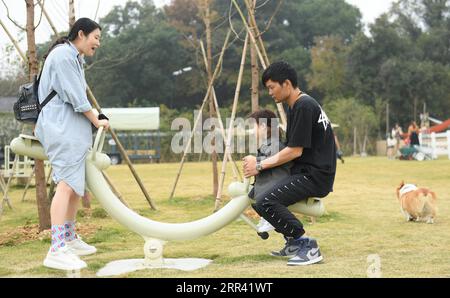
xmin=243 ymin=61 xmax=336 ymax=266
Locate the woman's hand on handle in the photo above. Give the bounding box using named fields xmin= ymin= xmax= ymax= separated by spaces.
xmin=95 ymin=119 xmax=110 ymax=131
xmin=84 ymin=109 xmax=109 ymax=130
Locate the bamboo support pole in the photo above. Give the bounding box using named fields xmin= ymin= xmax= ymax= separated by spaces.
xmin=169 ymin=30 xmax=231 ymax=200
xmin=199 ymin=40 xmax=241 ymax=181
xmin=214 ymin=34 xmax=249 ymax=211
xmin=0 ymin=19 xmax=27 ymax=62
xmin=101 ymin=171 xmax=130 ymax=208
xmin=244 ymin=0 xmax=270 ymax=66
xmin=37 ymin=1 xmax=58 ymax=36
xmin=86 ymin=87 xmax=157 ymax=210
xmin=230 ymin=0 xmax=287 ymax=130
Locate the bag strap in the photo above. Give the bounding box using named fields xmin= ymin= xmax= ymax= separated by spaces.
xmin=40 ymin=90 xmax=57 ymax=109
xmin=36 ymin=58 xmax=57 ymax=109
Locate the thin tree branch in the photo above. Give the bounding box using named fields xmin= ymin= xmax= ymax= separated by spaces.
xmin=259 ymin=0 xmax=283 ymax=36
xmin=1 ymin=0 xmax=26 ymax=30
xmin=34 ymin=0 xmax=46 ymax=30
xmin=85 ymin=46 xmax=147 ymax=71
xmin=93 ymin=0 xmax=101 ymax=21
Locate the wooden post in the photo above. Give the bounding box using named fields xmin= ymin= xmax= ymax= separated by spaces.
xmin=215 ymin=34 xmax=249 ymax=211
xmin=26 ymin=0 xmax=51 ymax=231
xmin=169 ymin=30 xmax=231 ymax=200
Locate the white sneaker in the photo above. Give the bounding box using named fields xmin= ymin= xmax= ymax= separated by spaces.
xmin=257 ymin=217 xmax=275 ymax=233
xmin=66 ymin=237 xmax=97 ymax=256
xmin=43 ymin=246 xmax=87 ymax=271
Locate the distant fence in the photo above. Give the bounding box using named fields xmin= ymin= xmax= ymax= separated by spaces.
xmin=419 ymin=131 xmax=450 ymax=160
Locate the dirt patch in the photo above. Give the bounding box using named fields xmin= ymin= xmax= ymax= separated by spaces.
xmin=0 ymin=223 xmax=99 ymax=247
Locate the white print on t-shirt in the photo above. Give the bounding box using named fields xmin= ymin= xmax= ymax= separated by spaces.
xmin=318 ymin=108 xmax=330 ymax=131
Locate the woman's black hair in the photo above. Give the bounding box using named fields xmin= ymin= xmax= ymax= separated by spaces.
xmin=44 ymin=18 xmax=102 ymax=59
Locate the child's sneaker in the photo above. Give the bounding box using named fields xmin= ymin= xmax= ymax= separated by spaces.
xmin=257 ymin=217 xmax=275 ymax=233
xmin=66 ymin=236 xmax=97 ymax=256
xmin=43 ymin=246 xmax=87 ymax=271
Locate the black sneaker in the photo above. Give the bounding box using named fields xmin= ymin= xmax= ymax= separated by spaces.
xmin=287 ymin=238 xmax=323 ymax=266
xmin=270 ymin=236 xmax=310 ymax=258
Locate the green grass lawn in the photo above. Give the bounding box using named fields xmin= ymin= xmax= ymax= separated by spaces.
xmin=1 ymin=157 xmax=450 ymax=277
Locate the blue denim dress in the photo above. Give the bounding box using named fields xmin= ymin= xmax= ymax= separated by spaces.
xmin=35 ymin=42 xmax=92 ymax=196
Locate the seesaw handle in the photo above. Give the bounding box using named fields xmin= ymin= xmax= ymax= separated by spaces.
xmin=243 ymin=177 xmax=250 ymax=192
xmin=92 ymin=126 xmax=106 ymax=161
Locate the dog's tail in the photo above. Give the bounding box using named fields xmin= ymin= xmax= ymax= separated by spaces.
xmin=396 ymin=181 xmax=405 ymax=199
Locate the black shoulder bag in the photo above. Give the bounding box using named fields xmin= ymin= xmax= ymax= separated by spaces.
xmin=13 ymin=63 xmax=57 ymax=124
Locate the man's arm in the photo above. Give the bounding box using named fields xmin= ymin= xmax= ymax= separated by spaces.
xmin=260 ymin=146 xmax=303 ymax=170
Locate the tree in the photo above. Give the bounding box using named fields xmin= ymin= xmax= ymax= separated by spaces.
xmin=346 ymin=1 xmax=450 ymax=131
xmin=307 ymin=35 xmax=348 ymax=100
xmin=324 ymin=98 xmax=378 ymax=155
xmin=85 ymin=1 xmax=190 ymax=108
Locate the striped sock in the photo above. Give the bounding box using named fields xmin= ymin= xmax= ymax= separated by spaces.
xmin=64 ymin=221 xmax=77 ymax=242
xmin=51 ymin=225 xmax=66 ymax=252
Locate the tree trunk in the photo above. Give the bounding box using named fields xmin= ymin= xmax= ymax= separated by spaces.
xmin=26 ymin=0 xmax=51 ymax=231
xmin=69 ymin=0 xmax=76 ymax=27
xmin=249 ymin=0 xmax=259 ymax=112
xmin=203 ymin=0 xmax=218 ymax=197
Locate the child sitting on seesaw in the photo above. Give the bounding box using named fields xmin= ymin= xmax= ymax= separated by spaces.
xmin=247 ymin=109 xmax=292 ymax=233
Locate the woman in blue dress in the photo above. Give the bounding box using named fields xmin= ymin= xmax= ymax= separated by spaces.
xmin=35 ymin=18 xmax=109 ymax=271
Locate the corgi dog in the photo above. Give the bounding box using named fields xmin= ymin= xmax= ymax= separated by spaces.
xmin=396 ymin=181 xmax=437 ymax=224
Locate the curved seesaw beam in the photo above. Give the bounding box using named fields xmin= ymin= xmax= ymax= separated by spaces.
xmin=10 ymin=133 xmax=251 ymax=241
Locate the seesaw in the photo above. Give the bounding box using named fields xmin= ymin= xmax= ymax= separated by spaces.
xmin=10 ymin=128 xmax=324 ymax=276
